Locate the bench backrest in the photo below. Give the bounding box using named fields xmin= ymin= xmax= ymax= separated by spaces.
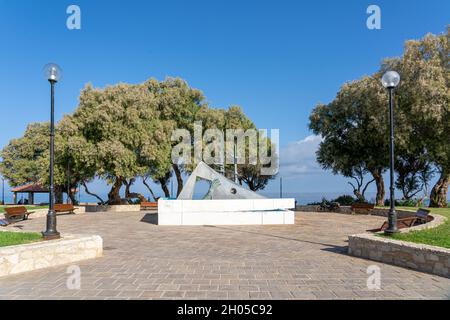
xmin=54 ymin=204 xmax=75 ymax=211
xmin=141 ymin=201 xmax=158 ymax=207
xmin=351 ymin=203 xmax=374 ymax=210
xmin=5 ymin=206 xmax=28 ymax=215
xmin=416 ymin=208 xmax=430 ymax=219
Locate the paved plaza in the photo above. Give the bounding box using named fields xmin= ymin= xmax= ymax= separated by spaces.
xmin=0 ymin=211 xmax=449 ymax=300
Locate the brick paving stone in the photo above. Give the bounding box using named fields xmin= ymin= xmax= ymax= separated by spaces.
xmin=96 ymin=290 xmax=120 ymax=297
xmin=118 ymin=290 xmax=143 ymax=298
xmin=184 ymin=291 xmax=207 ymax=298
xmin=179 ymin=285 xmax=200 ymax=291
xmin=137 ymin=284 xmax=159 ymax=290
xmin=249 ymin=291 xmax=271 ymax=299
xmin=140 ymin=290 xmax=164 ymax=298
xmin=206 ymin=291 xmax=228 ymax=299
xmin=0 ymin=211 xmax=449 ymax=300
xmin=291 ymin=291 xmax=316 ymax=299
xmin=238 ymin=285 xmax=259 ymax=291
xmin=312 ymin=290 xmax=337 ymax=299
xmin=162 ymin=291 xmax=185 ymax=298
xmin=218 ymin=285 xmax=240 ymax=291
xmin=227 ymin=291 xmax=250 ymax=299
xmin=332 ymin=290 xmax=359 ymax=299
xmin=157 ymin=284 xmax=180 ymax=291
xmin=269 ymin=291 xmax=293 ymax=299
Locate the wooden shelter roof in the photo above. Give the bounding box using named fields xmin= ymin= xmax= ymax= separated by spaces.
xmin=11 ymin=183 xmax=49 ymax=193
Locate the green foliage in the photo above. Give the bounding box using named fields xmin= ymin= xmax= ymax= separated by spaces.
xmin=395 ymin=154 xmax=434 ymax=200
xmin=379 ymin=207 xmax=450 ymax=249
xmin=332 ymin=195 xmax=356 ymax=206
xmin=1 ymin=77 xmax=270 ymax=202
xmin=0 ymin=231 xmax=42 ymax=247
xmin=309 ymin=27 xmax=450 ymax=207
xmin=391 ymin=27 xmax=450 ymax=207
xmin=308 ymin=195 xmax=356 ymax=206
xmin=383 ymin=198 xmax=418 ymax=207
xmin=309 ymin=76 xmax=388 ymax=205
xmin=306 ymin=199 xmax=325 ymax=206
xmin=0 ymin=123 xmax=50 ymax=187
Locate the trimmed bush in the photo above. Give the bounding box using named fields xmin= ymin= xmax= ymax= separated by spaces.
xmin=332 ymin=195 xmax=356 ymax=206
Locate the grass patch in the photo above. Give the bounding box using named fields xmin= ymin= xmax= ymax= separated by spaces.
xmin=0 ymin=205 xmax=48 ymax=214
xmin=378 ymin=207 xmax=450 ymax=249
xmin=0 ymin=231 xmax=43 ymax=247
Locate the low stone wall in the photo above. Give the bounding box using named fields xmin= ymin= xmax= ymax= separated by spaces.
xmin=366 ymin=208 xmax=417 ymax=219
xmin=0 ymin=234 xmax=103 ymax=277
xmin=32 ymin=206 xmax=86 ymax=218
xmin=296 ymin=205 xmax=417 ymax=218
xmin=295 ymin=205 xmax=320 ymax=212
xmin=84 ymin=204 xmax=140 ymax=213
xmin=348 ymin=214 xmax=449 ymax=278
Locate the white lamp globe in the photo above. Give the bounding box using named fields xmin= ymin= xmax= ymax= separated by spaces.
xmin=43 ymin=63 xmax=63 ymax=82
xmin=381 ymin=71 xmax=400 ymax=89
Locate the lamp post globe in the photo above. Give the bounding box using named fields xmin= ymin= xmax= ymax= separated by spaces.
xmin=381 ymin=70 xmax=400 ymax=235
xmin=43 ymin=63 xmax=62 ymax=83
xmin=42 ymin=63 xmax=62 ymax=240
xmin=381 ymin=71 xmax=400 ymax=89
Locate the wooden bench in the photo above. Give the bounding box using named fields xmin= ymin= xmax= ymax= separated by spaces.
xmin=54 ymin=204 xmax=77 ymax=214
xmin=367 ymin=208 xmax=431 ymax=232
xmin=141 ymin=201 xmax=158 ymax=210
xmin=4 ymin=206 xmax=34 ymax=221
xmin=351 ymin=202 xmax=375 ymax=214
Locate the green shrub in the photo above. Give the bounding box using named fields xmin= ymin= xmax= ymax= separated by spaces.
xmin=384 ymin=199 xmax=418 ymax=207
xmin=331 ymin=195 xmax=356 ymax=206
xmin=307 ymin=197 xmax=329 ymax=206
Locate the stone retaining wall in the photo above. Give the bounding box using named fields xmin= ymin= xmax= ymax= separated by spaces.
xmin=295 ymin=205 xmax=320 ymax=212
xmin=296 ymin=205 xmax=418 ymax=219
xmin=0 ymin=234 xmax=103 ymax=277
xmin=84 ymin=204 xmax=140 ymax=212
xmin=31 ymin=206 xmax=86 ymax=218
xmin=366 ymin=208 xmax=417 ymax=219
xmin=348 ymin=214 xmax=449 ymax=278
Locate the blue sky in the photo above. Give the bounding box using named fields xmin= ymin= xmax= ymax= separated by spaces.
xmin=0 ymin=0 xmax=449 ymax=202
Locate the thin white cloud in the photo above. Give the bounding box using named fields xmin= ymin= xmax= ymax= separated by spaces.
xmin=279 ymin=135 xmax=323 ymax=177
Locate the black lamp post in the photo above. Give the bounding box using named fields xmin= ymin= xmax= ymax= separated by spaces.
xmin=42 ymin=63 xmax=62 ymax=240
xmin=381 ymin=70 xmax=401 ymax=235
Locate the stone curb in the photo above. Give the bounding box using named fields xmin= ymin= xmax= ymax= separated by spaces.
xmin=397 ymin=213 xmax=446 ymax=233
xmin=348 ymin=214 xmax=450 ymax=278
xmin=0 ymin=234 xmax=103 ymax=277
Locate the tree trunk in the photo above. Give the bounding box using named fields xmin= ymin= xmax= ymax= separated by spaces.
xmin=142 ymin=177 xmax=158 ymax=201
xmin=68 ymin=184 xmax=78 ymax=205
xmin=370 ymin=169 xmax=385 ymax=206
xmin=172 ymin=164 xmax=184 ymax=196
xmin=123 ymin=178 xmax=145 ymax=203
xmin=429 ymin=171 xmax=449 ymax=208
xmin=158 ymin=177 xmax=171 ymax=198
xmin=55 ymin=185 xmax=64 ymax=204
xmin=108 ymin=177 xmax=123 ymax=205
xmin=247 ymin=179 xmax=255 ymax=191
xmin=82 ymin=182 xmax=105 ymax=204
xmin=123 ymin=178 xmax=134 ymax=198
xmin=353 ymin=190 xmax=365 ymax=202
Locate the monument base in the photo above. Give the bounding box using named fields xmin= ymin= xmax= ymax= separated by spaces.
xmin=157 ymin=199 xmax=295 ymax=226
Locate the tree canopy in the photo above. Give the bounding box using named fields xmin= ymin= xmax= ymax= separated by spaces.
xmin=309 ymin=27 xmax=449 ymax=207
xmin=1 ymin=77 xmax=275 ymax=204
